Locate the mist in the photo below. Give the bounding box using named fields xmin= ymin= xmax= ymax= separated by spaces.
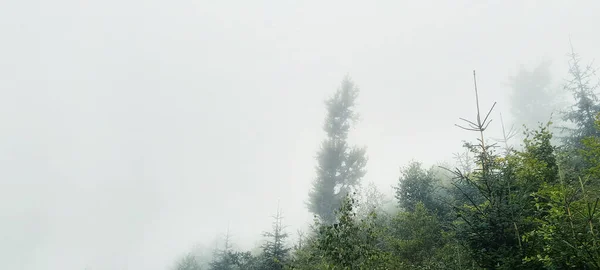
xmin=1 ymin=1 xmax=599 ymax=269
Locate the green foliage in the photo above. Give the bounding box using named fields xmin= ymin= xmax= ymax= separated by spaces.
xmin=395 ymin=161 xmax=445 ymax=216
xmin=429 ymin=233 xmax=482 ymax=270
xmin=208 ymin=249 xmax=234 ymax=270
xmin=177 ymin=61 xmax=600 ymax=270
xmin=388 ymin=202 xmax=444 ymax=266
xmin=451 ymin=145 xmax=524 ymax=268
xmin=523 ymin=113 xmax=600 ymax=268
xmin=523 ymin=175 xmax=600 ymax=269
xmin=289 ymin=193 xmax=478 ymax=270
xmin=559 ymin=44 xmax=600 ymax=149
xmin=449 ymin=122 xmax=565 ymax=269
xmin=307 ymin=76 xmax=368 ymax=225
xmin=261 ymin=206 xmax=291 ymax=270
xmin=517 ymin=123 xmax=559 ymax=186
xmin=285 ymin=235 xmax=323 ymax=269
xmin=581 ymin=113 xmax=600 ymax=179
xmin=287 ymin=109 xmax=600 ymax=269
xmin=209 ymin=249 xmax=262 ymax=270
xmin=228 ymin=251 xmax=262 ymax=270
xmin=314 ymin=194 xmax=393 ymax=269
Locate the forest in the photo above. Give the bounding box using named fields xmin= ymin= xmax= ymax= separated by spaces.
xmin=171 ymin=44 xmax=600 ymax=270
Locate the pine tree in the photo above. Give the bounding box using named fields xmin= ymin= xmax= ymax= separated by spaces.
xmin=451 ymin=71 xmax=528 ymax=269
xmin=307 ymin=76 xmax=367 ymax=224
xmin=209 ymin=228 xmax=234 ymax=270
xmin=260 ymin=203 xmax=290 ymax=270
xmin=174 ymin=253 xmax=203 ymax=270
xmin=560 ymin=41 xmax=600 ymax=149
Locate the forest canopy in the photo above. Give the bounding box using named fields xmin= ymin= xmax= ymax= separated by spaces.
xmin=172 ymin=44 xmax=600 ymax=270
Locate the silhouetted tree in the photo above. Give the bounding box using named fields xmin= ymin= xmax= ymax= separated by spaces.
xmin=307 ymin=76 xmax=367 ymax=224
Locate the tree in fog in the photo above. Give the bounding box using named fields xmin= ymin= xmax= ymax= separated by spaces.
xmin=307 ymin=76 xmax=367 ymax=224
xmin=560 ymin=43 xmax=600 ymax=149
xmin=394 ymin=161 xmax=441 ymax=214
xmin=208 ymin=229 xmax=234 ymax=270
xmin=260 ymin=204 xmax=290 ymax=269
xmin=508 ymin=60 xmax=560 ymax=133
xmin=356 ymin=181 xmax=388 ymax=219
xmin=174 ymin=253 xmax=203 ymax=270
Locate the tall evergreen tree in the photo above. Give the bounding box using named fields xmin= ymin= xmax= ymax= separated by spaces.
xmin=508 ymin=60 xmax=561 ymax=134
xmin=209 ymin=228 xmax=234 ymax=270
xmin=307 ymin=76 xmax=367 ymax=224
xmin=560 ymin=42 xmax=600 ymax=149
xmin=261 ymin=204 xmax=290 ymax=270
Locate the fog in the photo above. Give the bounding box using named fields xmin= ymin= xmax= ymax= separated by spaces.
xmin=1 ymin=1 xmax=599 ymax=269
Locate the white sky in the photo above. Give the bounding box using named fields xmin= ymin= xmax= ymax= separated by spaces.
xmin=1 ymin=0 xmax=599 ymax=269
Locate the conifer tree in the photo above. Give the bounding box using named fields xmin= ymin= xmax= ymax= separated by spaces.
xmin=307 ymin=76 xmax=367 ymax=224
xmin=451 ymin=71 xmax=528 ymax=268
xmin=209 ymin=228 xmax=234 ymax=270
xmin=174 ymin=253 xmax=203 ymax=270
xmin=560 ymin=42 xmax=600 ymax=149
xmin=261 ymin=204 xmax=290 ymax=270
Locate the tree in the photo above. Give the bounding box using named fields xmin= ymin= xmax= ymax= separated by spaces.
xmin=356 ymin=181 xmax=388 ymax=220
xmin=451 ymin=71 xmax=530 ymax=269
xmin=307 ymin=76 xmax=368 ymax=224
xmin=560 ymin=42 xmax=600 ymax=149
xmin=581 ymin=113 xmax=600 ymax=179
xmin=314 ymin=194 xmax=395 ymax=269
xmin=209 ymin=228 xmax=235 ymax=270
xmin=522 ymin=123 xmax=600 ymax=269
xmin=207 ymin=229 xmax=261 ymax=270
xmin=228 ymin=251 xmax=261 ymax=270
xmin=389 ymin=202 xmax=445 ymax=267
xmin=394 ymin=161 xmax=441 ymax=214
xmin=508 ymin=60 xmax=561 ymax=134
xmin=261 ymin=204 xmax=291 ymax=270
xmin=191 ymin=65 xmax=600 ymax=270
xmin=174 ymin=253 xmax=203 ymax=270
